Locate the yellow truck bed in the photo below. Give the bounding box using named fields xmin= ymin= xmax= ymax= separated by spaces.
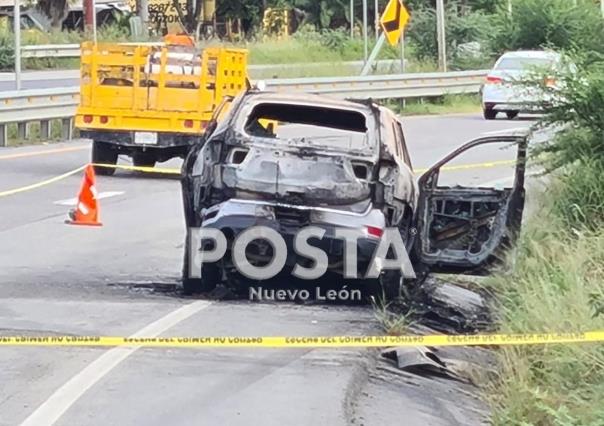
xmin=74 ymin=41 xmax=248 ymax=173
xmin=76 ymin=42 xmax=247 ymax=134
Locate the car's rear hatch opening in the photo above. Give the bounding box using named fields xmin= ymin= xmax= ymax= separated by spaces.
xmin=221 ymin=102 xmax=377 ymax=205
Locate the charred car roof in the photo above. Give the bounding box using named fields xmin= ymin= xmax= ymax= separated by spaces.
xmin=210 ymin=90 xmax=380 ymax=158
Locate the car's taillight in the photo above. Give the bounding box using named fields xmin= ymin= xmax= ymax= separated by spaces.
xmin=486 ymin=75 xmax=502 ymax=84
xmin=83 ymin=115 xmax=93 ymax=123
xmin=100 ymin=116 xmax=108 ymax=124
xmin=365 ymin=226 xmax=383 ymax=239
xmin=184 ymin=119 xmax=194 ymax=128
xmin=545 ymin=77 xmax=556 ymax=87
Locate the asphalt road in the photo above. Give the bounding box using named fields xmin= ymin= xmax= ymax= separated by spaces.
xmin=0 ymin=113 xmax=534 ymax=426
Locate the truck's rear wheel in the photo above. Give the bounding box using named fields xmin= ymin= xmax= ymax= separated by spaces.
xmin=92 ymin=141 xmax=118 ymax=176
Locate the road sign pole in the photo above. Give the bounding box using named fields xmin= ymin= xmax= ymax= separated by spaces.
xmin=436 ymin=0 xmax=447 ymax=72
xmin=350 ymin=0 xmax=354 ymax=37
xmin=400 ymin=33 xmax=405 ymax=73
xmin=363 ymin=0 xmax=368 ymax=61
xmin=360 ymin=32 xmax=385 ymax=76
xmin=92 ymin=0 xmax=97 ymax=43
xmin=13 ymin=0 xmax=21 ymax=91
xmin=139 ymin=0 xmax=149 ymax=30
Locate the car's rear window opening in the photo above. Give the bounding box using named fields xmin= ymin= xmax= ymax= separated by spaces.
xmin=495 ymin=57 xmax=555 ymax=70
xmin=244 ymin=103 xmax=370 ymax=149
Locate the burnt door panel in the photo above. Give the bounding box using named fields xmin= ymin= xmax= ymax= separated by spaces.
xmin=415 ymin=135 xmax=527 ymax=274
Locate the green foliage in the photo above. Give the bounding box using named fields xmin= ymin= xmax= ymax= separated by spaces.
xmin=489 ymin=13 xmax=604 ymax=424
xmin=489 ymin=0 xmax=604 ymax=56
xmin=387 ymin=94 xmax=480 ymax=116
xmin=489 ymin=214 xmax=604 ymax=425
xmin=528 ymin=54 xmax=604 ymax=228
xmin=0 ymin=32 xmax=14 ymax=71
xmin=405 ymin=4 xmax=493 ymax=69
xmin=284 ymin=0 xmax=352 ymax=29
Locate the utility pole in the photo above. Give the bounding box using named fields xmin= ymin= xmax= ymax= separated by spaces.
xmin=350 ymin=0 xmax=354 ymax=38
xmin=363 ymin=0 xmax=368 ymax=61
xmin=13 ymin=0 xmax=21 ymax=90
xmin=92 ymin=0 xmax=97 ymax=42
xmin=436 ymin=0 xmax=446 ymax=72
xmin=84 ymin=0 xmax=97 ymax=42
xmin=138 ymin=0 xmax=149 ymax=30
xmin=84 ymin=0 xmax=93 ymax=31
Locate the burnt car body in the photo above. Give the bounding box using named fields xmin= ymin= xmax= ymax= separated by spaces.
xmin=181 ymin=90 xmax=527 ymax=298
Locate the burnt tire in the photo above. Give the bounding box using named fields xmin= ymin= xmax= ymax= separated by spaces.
xmin=182 ymin=232 xmax=220 ymax=295
xmin=380 ymin=270 xmax=403 ymax=301
xmin=483 ymin=107 xmax=497 ymax=120
xmin=506 ymin=111 xmax=519 ymax=120
xmin=91 ymin=141 xmax=118 ymax=176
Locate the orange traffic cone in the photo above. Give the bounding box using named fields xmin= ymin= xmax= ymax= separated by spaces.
xmin=66 ymin=164 xmax=102 ymax=226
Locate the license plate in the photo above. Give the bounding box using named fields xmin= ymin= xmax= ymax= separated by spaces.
xmin=134 ymin=132 xmax=158 ymax=145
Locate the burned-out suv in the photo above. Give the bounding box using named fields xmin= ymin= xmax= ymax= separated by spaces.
xmin=181 ymin=90 xmax=527 ymax=298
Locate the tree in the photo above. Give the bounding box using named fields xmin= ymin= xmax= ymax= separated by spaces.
xmin=172 ymin=0 xmax=203 ymax=33
xmin=34 ymin=0 xmax=69 ymax=28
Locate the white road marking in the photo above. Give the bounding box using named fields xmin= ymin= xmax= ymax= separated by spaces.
xmin=53 ymin=191 xmax=125 ymax=206
xmin=481 ymin=171 xmax=541 ymax=188
xmin=20 ymin=300 xmax=212 ymax=426
xmin=481 ymin=127 xmax=529 ymax=136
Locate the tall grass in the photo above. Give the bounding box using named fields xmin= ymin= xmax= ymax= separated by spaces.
xmin=488 ymin=165 xmax=604 ymax=425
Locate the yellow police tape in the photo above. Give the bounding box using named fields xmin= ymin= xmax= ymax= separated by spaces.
xmin=0 ymin=165 xmax=87 ymax=198
xmin=91 ymin=163 xmax=181 ymax=175
xmin=0 ymin=163 xmax=180 ymax=198
xmin=0 ymin=158 xmax=516 ymax=199
xmin=1 ymin=331 xmax=603 ymax=348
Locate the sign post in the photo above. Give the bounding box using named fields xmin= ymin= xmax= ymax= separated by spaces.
xmin=436 ymin=0 xmax=446 ymax=72
xmin=360 ymin=0 xmax=409 ymax=75
xmin=363 ymin=0 xmax=368 ymax=61
xmin=13 ymin=0 xmax=21 ymax=90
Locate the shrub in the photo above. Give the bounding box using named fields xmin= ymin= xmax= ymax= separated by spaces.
xmin=0 ymin=32 xmax=14 ymax=71
xmin=405 ymin=3 xmax=493 ymax=69
xmin=530 ymin=54 xmax=604 ymax=228
xmin=489 ymin=0 xmax=604 ymax=56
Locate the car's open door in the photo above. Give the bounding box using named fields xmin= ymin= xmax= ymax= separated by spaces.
xmin=413 ymin=135 xmax=528 ymax=274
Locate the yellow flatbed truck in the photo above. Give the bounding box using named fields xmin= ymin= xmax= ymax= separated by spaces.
xmin=75 ymin=38 xmax=247 ymax=175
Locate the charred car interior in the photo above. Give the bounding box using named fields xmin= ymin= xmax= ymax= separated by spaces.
xmin=181 ymin=90 xmax=528 ymax=299
xmin=414 ymin=136 xmax=527 ymax=275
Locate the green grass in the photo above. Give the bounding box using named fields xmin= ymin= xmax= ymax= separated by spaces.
xmin=5 ymin=120 xmax=76 ymax=146
xmin=487 ymin=177 xmax=604 ymax=425
xmin=388 ymin=94 xmax=481 ymax=116
xmin=372 ymin=298 xmax=413 ymax=336
xmin=13 ymin=28 xmax=439 ymax=76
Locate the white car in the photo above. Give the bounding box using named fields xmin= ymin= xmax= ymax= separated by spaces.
xmin=482 ymin=50 xmax=562 ymax=120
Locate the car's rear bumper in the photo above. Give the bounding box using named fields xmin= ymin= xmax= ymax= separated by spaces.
xmin=197 ymin=199 xmax=386 ymax=273
xmin=483 ymin=102 xmax=544 ymax=112
xmin=482 ymin=85 xmax=545 ymax=111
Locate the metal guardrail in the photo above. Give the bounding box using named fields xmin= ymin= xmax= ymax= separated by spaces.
xmin=0 ymin=87 xmax=78 ymax=146
xmin=265 ymin=70 xmax=487 ymax=99
xmin=21 ymin=44 xmax=81 ymax=59
xmin=0 ymin=70 xmax=488 ymax=146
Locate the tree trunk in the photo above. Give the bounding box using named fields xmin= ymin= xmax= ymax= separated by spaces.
xmin=35 ymin=0 xmax=69 ymax=29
